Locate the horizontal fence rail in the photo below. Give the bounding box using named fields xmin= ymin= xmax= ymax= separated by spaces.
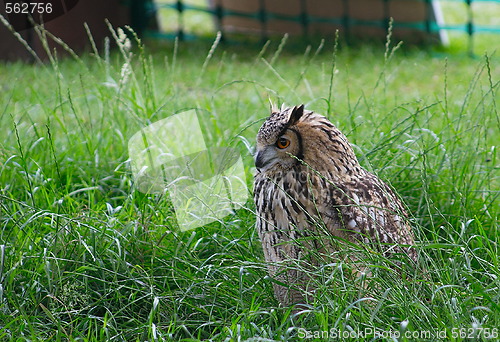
xmin=142 ymin=0 xmax=500 ymax=53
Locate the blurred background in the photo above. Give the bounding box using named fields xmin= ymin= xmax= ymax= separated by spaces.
xmin=1 ymin=0 xmax=499 ymax=60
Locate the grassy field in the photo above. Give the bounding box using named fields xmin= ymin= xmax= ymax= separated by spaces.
xmin=0 ymin=26 xmax=499 ymax=341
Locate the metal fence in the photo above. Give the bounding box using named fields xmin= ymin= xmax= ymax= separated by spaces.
xmin=142 ymin=0 xmax=500 ymax=53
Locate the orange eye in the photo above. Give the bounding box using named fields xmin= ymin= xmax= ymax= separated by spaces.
xmin=276 ymin=137 xmax=290 ymax=149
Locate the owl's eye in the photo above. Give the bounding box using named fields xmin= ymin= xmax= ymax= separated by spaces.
xmin=276 ymin=137 xmax=290 ymax=149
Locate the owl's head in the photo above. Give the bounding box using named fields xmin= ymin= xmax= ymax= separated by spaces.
xmin=255 ymin=104 xmax=360 ymax=176
xmin=255 ymin=105 xmax=305 ymax=173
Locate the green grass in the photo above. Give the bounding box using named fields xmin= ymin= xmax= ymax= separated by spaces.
xmin=0 ymin=27 xmax=499 ymax=341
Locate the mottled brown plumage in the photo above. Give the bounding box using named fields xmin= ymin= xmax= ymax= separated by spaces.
xmin=254 ymin=104 xmax=416 ymax=307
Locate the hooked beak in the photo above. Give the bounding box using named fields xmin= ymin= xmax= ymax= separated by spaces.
xmin=255 ymin=147 xmax=276 ymax=171
xmin=255 ymin=151 xmax=265 ymax=169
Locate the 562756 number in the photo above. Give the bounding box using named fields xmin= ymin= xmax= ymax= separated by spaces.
xmin=451 ymin=328 xmax=498 ymax=339
xmin=5 ymin=2 xmax=53 ymax=14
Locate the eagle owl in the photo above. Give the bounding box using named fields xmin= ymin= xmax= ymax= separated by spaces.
xmin=254 ymin=104 xmax=416 ymax=306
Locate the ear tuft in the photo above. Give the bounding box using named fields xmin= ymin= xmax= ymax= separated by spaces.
xmin=288 ymin=104 xmax=304 ymax=126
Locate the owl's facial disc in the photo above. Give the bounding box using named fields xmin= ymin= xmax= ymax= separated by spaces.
xmin=255 ymin=131 xmax=299 ymax=172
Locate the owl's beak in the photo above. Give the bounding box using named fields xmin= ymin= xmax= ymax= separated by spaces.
xmin=255 ymin=151 xmax=266 ymax=169
xmin=255 ymin=148 xmax=276 ymax=171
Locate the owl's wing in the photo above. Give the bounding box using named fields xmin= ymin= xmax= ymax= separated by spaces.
xmin=314 ymin=171 xmax=416 ymax=260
